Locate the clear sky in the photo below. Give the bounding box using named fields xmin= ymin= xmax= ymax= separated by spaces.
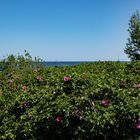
xmin=0 ymin=0 xmax=140 ymax=61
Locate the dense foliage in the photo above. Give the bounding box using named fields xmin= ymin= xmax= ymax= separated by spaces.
xmin=0 ymin=53 xmax=140 ymax=140
xmin=124 ymin=11 xmax=140 ymax=61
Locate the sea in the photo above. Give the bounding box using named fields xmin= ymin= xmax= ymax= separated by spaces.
xmin=41 ymin=61 xmax=128 ymax=67
xmin=42 ymin=61 xmax=90 ymax=67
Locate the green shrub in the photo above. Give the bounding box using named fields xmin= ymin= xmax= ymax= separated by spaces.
xmin=0 ymin=53 xmax=140 ymax=139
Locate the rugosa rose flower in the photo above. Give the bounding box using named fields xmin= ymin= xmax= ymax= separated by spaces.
xmin=100 ymin=100 xmax=109 ymax=107
xmin=21 ymin=85 xmax=27 ymax=91
xmin=27 ymin=114 xmax=33 ymax=120
xmin=136 ymin=117 xmax=140 ymax=129
xmin=8 ymin=79 xmax=13 ymax=83
xmin=23 ymin=101 xmax=30 ymax=108
xmin=55 ymin=116 xmax=62 ymax=123
xmin=136 ymin=122 xmax=140 ymax=129
xmin=36 ymin=76 xmax=42 ymax=81
xmin=64 ymin=76 xmax=69 ymax=82
xmin=133 ymin=83 xmax=140 ymax=89
xmin=74 ymin=109 xmax=81 ymax=117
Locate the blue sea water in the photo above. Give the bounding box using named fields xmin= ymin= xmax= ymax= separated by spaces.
xmin=42 ymin=61 xmax=88 ymax=67
xmin=42 ymin=61 xmax=128 ymax=67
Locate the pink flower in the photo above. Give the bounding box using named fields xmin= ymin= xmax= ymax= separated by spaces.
xmin=74 ymin=109 xmax=81 ymax=117
xmin=21 ymin=86 xmax=27 ymax=91
xmin=23 ymin=101 xmax=30 ymax=108
xmin=27 ymin=114 xmax=33 ymax=120
xmin=64 ymin=76 xmax=69 ymax=82
xmin=133 ymin=83 xmax=140 ymax=89
xmin=36 ymin=76 xmax=42 ymax=81
xmin=100 ymin=100 xmax=109 ymax=107
xmin=136 ymin=122 xmax=140 ymax=129
xmin=8 ymin=79 xmax=14 ymax=86
xmin=8 ymin=79 xmax=13 ymax=83
xmin=55 ymin=116 xmax=62 ymax=123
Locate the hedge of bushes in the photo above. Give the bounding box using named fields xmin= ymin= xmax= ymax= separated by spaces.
xmin=0 ymin=53 xmax=140 ymax=140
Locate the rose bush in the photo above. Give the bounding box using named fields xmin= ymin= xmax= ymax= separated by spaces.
xmin=0 ymin=53 xmax=140 ymax=139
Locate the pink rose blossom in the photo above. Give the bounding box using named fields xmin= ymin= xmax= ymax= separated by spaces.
xmin=64 ymin=76 xmax=69 ymax=82
xmin=27 ymin=114 xmax=33 ymax=120
xmin=36 ymin=76 xmax=42 ymax=81
xmin=8 ymin=80 xmax=13 ymax=83
xmin=136 ymin=125 xmax=140 ymax=129
xmin=136 ymin=116 xmax=140 ymax=129
xmin=136 ymin=122 xmax=140 ymax=129
xmin=55 ymin=116 xmax=62 ymax=123
xmin=133 ymin=83 xmax=140 ymax=89
xmin=21 ymin=86 xmax=27 ymax=91
xmin=74 ymin=109 xmax=81 ymax=117
xmin=100 ymin=100 xmax=109 ymax=107
xmin=23 ymin=101 xmax=30 ymax=108
xmin=8 ymin=80 xmax=14 ymax=86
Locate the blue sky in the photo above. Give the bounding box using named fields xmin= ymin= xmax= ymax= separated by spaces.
xmin=0 ymin=0 xmax=140 ymax=61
